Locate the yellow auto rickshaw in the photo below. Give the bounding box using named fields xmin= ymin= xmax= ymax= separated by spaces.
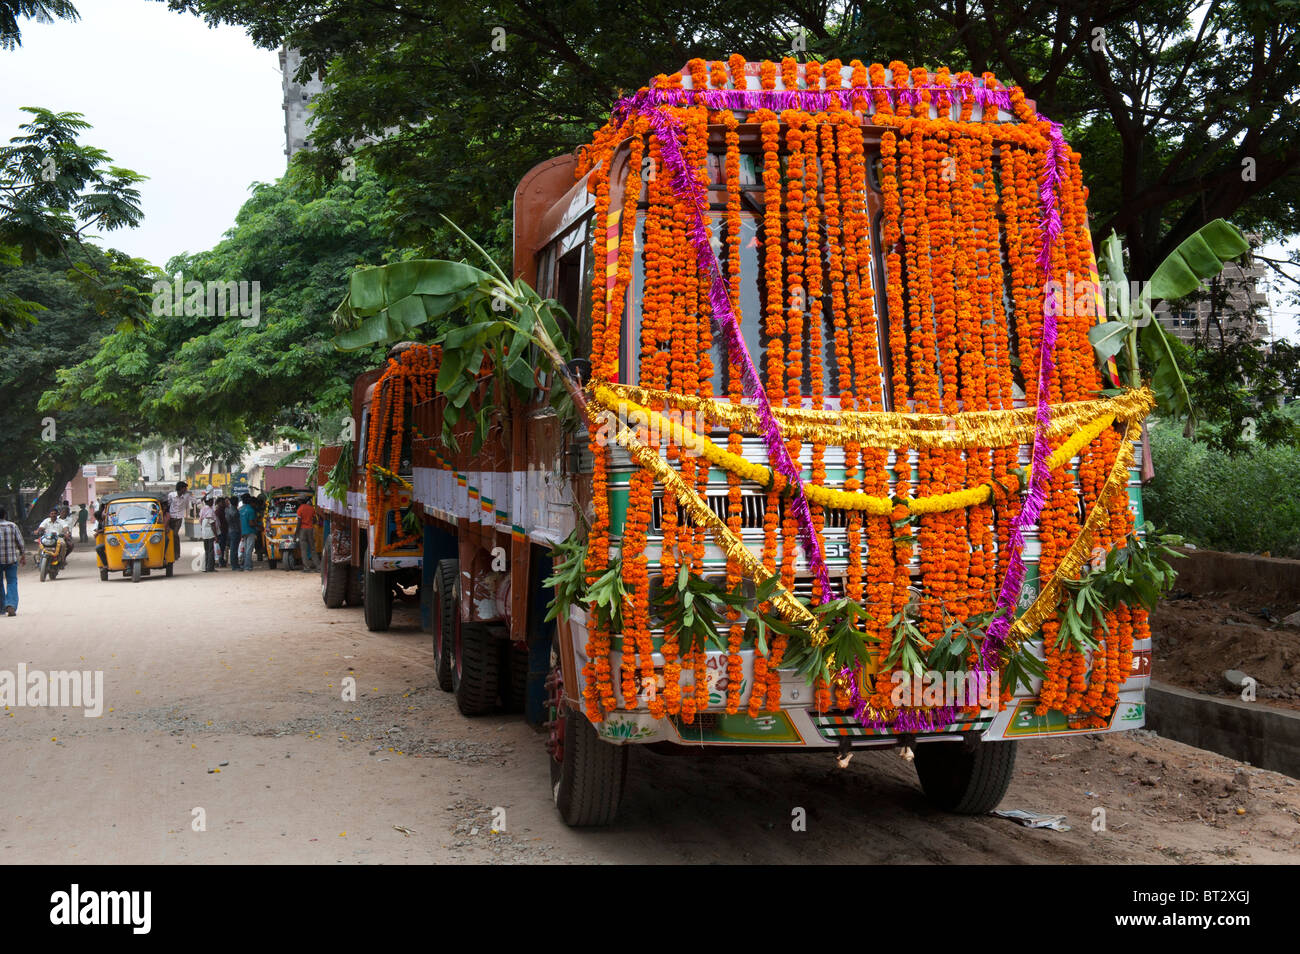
xmin=97 ymin=492 xmax=177 ymax=582
xmin=264 ymin=487 xmax=310 ymax=570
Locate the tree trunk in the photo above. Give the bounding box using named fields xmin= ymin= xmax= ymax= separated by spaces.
xmin=21 ymin=455 xmax=80 ymax=537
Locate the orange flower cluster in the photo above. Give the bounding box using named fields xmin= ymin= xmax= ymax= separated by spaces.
xmin=570 ymin=57 xmax=1145 ymax=728
xmin=365 ymin=344 xmax=441 ymax=536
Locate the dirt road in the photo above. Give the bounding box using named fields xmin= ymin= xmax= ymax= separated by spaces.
xmin=2 ymin=545 xmax=1297 ymax=864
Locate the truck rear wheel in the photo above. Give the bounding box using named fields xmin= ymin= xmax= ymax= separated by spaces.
xmin=914 ymin=739 xmax=1017 ymax=814
xmin=430 ymin=560 xmax=456 ymax=691
xmin=452 ymin=616 xmax=499 ymax=715
xmin=322 ymin=560 xmax=346 ymax=608
xmin=547 ymin=664 xmax=626 ymax=827
xmin=500 ymin=641 xmax=529 ymax=713
xmin=364 ymin=569 xmax=393 ymax=631
xmin=345 ymin=562 xmax=363 ymax=607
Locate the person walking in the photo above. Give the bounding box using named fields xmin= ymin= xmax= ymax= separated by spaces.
xmin=213 ymin=498 xmax=228 ymax=567
xmin=0 ymin=508 xmax=27 ymax=616
xmin=167 ymin=481 xmax=192 ymax=559
xmin=198 ymin=496 xmax=217 ymax=572
xmin=227 ymin=497 xmax=244 ymax=571
xmin=251 ymin=489 xmax=267 ymax=563
xmin=76 ymin=503 xmax=89 ymax=543
xmin=296 ymin=497 xmax=318 ymax=572
xmin=238 ymin=493 xmax=258 ymax=571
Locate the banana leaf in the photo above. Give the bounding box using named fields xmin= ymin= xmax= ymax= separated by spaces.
xmin=1148 ymin=219 xmax=1251 ymax=301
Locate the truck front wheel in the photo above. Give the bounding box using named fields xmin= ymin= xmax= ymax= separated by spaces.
xmin=914 ymin=739 xmax=1017 ymax=814
xmin=547 ymin=663 xmax=627 ymax=827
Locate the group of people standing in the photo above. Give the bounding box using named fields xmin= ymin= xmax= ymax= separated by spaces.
xmin=193 ymin=489 xmax=318 ymax=574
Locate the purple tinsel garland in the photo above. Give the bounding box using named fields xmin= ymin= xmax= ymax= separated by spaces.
xmin=634 ymin=104 xmax=837 ymax=603
xmin=612 ymin=84 xmax=1068 ymax=731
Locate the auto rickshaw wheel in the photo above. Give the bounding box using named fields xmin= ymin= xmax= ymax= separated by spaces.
xmin=131 ymin=560 xmax=142 ymax=583
xmin=284 ymin=551 xmax=295 ymax=571
xmin=99 ymin=568 xmax=108 ymax=582
xmin=268 ymin=558 xmax=278 ymax=570
xmin=165 ymin=562 xmax=173 ymax=577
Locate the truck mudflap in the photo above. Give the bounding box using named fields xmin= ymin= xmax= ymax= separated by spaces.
xmin=565 ymin=608 xmax=1151 ymax=747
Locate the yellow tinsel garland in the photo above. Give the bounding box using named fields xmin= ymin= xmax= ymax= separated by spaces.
xmin=594 ymin=387 xmax=1122 ymax=516
xmin=596 ymin=382 xmax=1154 ymax=450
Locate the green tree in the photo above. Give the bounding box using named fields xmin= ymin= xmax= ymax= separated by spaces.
xmin=57 ymin=166 xmax=402 ymax=455
xmin=0 ymin=107 xmax=148 ymax=334
xmin=0 ymin=249 xmax=144 ymax=532
xmin=0 ymin=0 xmax=78 ymax=49
xmin=166 ymin=1 xmax=1300 ymax=279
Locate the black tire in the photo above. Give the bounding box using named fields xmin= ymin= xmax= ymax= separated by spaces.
xmin=284 ymin=551 xmax=295 ymax=571
xmin=268 ymin=558 xmax=277 ymax=570
xmin=345 ymin=561 xmax=364 ymax=607
xmin=914 ymin=739 xmax=1017 ymax=814
xmin=99 ymin=568 xmax=108 ymax=582
xmin=165 ymin=562 xmax=173 ymax=577
xmin=39 ymin=556 xmax=48 ymax=582
xmin=430 ymin=560 xmax=456 ymax=691
xmin=322 ymin=560 xmax=346 ymax=608
xmin=501 ymin=641 xmax=529 ymax=712
xmin=452 ymin=618 xmax=500 ymax=715
xmin=549 ymin=699 xmax=627 ymax=827
xmin=131 ymin=559 xmax=141 ymax=583
xmin=364 ymin=569 xmax=393 ymax=631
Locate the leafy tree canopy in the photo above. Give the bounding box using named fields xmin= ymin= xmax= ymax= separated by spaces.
xmin=55 ymin=165 xmax=402 ymax=454
xmin=0 ymin=0 xmax=78 ymax=49
xmin=0 ymin=106 xmax=148 ymax=334
xmin=164 ymin=0 xmax=1299 ymax=280
xmin=0 ymin=247 xmax=144 ymax=529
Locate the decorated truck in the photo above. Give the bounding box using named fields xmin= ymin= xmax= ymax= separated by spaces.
xmin=316 ymin=364 xmax=424 ymax=629
xmin=330 ymin=57 xmax=1184 ymax=827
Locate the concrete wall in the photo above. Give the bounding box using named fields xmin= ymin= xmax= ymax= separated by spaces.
xmin=1147 ymin=681 xmax=1300 ymax=780
xmin=1173 ymin=548 xmax=1300 ymax=597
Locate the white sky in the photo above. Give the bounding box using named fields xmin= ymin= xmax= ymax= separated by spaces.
xmin=0 ymin=0 xmax=285 ymax=268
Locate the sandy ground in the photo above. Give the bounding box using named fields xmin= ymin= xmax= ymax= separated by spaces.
xmin=2 ymin=543 xmax=1298 ymax=865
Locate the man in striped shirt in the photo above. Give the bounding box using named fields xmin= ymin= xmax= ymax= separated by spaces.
xmin=0 ymin=507 xmax=27 ymax=617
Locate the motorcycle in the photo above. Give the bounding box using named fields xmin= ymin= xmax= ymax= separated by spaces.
xmin=37 ymin=530 xmax=67 ymax=582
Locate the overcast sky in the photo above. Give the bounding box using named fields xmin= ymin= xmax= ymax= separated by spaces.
xmin=0 ymin=0 xmax=1294 ymax=342
xmin=0 ymin=0 xmax=286 ymax=269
